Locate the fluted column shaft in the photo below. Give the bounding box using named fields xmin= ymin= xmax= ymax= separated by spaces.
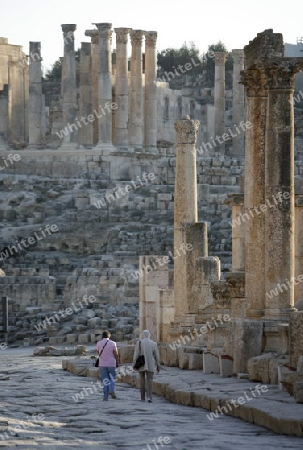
xmin=79 ymin=42 xmax=93 ymax=147
xmin=93 ymin=22 xmax=114 ymax=152
xmin=60 ymin=24 xmax=77 ymax=148
xmin=114 ymin=27 xmax=130 ymax=148
xmin=85 ymin=30 xmax=99 ymax=145
xmin=173 ymin=118 xmax=200 ymax=318
xmin=28 ymin=42 xmax=43 ymax=147
xmin=232 ymin=49 xmax=245 ymax=155
xmin=241 ymin=67 xmax=267 ymax=318
xmin=264 ymin=62 xmax=302 ymax=319
xmin=130 ymin=30 xmax=144 ymax=149
xmin=144 ymin=31 xmax=157 ymax=152
xmin=214 ymin=52 xmax=226 ymax=153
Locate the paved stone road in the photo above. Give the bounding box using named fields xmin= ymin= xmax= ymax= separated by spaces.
xmin=0 ymin=349 xmax=303 ymax=449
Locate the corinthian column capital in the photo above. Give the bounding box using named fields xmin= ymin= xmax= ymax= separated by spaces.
xmin=93 ymin=23 xmax=113 ymax=39
xmin=145 ymin=31 xmax=157 ymax=47
xmin=130 ymin=30 xmax=144 ymax=46
xmin=174 ymin=117 xmax=200 ymax=145
xmin=115 ymin=27 xmax=130 ymax=45
xmin=214 ymin=52 xmax=227 ymax=65
xmin=85 ymin=29 xmax=99 ymax=45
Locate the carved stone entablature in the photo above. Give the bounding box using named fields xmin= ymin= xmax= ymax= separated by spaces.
xmin=265 ymin=58 xmax=303 ymax=90
xmin=244 ymin=29 xmax=284 ymax=68
xmin=145 ymin=31 xmax=157 ymax=47
xmin=241 ymin=58 xmax=303 ymax=95
xmin=115 ymin=28 xmax=130 ymax=45
xmin=174 ymin=118 xmax=200 ymax=145
xmin=130 ymin=30 xmax=145 ymax=46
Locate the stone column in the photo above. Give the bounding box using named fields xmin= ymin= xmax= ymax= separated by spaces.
xmin=294 ymin=196 xmax=303 ymax=304
xmin=264 ymin=61 xmax=303 ymax=319
xmin=28 ymin=42 xmax=43 ymax=147
xmin=85 ymin=29 xmax=99 ymax=145
xmin=114 ymin=27 xmax=130 ymax=149
xmin=79 ymin=42 xmax=93 ymax=147
xmin=173 ymin=117 xmax=200 ymax=319
xmin=231 ymin=49 xmax=245 ymax=155
xmin=144 ymin=31 xmax=158 ymax=153
xmin=8 ymin=60 xmax=28 ymax=145
xmin=129 ymin=30 xmax=144 ymax=149
xmin=0 ymin=85 xmax=8 ymax=149
xmin=93 ymin=23 xmax=114 ymax=153
xmin=214 ymin=52 xmax=226 ymax=153
xmin=60 ymin=24 xmax=78 ymax=149
xmin=241 ymin=67 xmax=268 ymax=319
xmin=225 ymin=194 xmax=245 ymax=271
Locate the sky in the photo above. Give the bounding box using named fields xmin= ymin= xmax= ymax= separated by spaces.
xmin=0 ymin=0 xmax=302 ymax=71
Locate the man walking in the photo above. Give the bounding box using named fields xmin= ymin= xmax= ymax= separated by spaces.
xmin=133 ymin=330 xmax=160 ymax=402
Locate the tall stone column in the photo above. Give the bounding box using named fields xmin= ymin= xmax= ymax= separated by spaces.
xmin=264 ymin=61 xmax=303 ymax=319
xmin=294 ymin=196 xmax=303 ymax=304
xmin=225 ymin=194 xmax=245 ymax=271
xmin=93 ymin=23 xmax=114 ymax=153
xmin=241 ymin=67 xmax=268 ymax=319
xmin=79 ymin=42 xmax=93 ymax=147
xmin=173 ymin=117 xmax=200 ymax=319
xmin=60 ymin=24 xmax=78 ymax=149
xmin=114 ymin=27 xmax=130 ymax=149
xmin=214 ymin=52 xmax=226 ymax=153
xmin=8 ymin=60 xmax=28 ymax=145
xmin=129 ymin=30 xmax=144 ymax=149
xmin=0 ymin=85 xmax=8 ymax=149
xmin=28 ymin=42 xmax=43 ymax=147
xmin=85 ymin=29 xmax=99 ymax=145
xmin=144 ymin=31 xmax=158 ymax=153
xmin=231 ymin=49 xmax=245 ymax=155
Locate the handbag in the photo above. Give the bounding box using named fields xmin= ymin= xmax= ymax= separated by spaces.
xmin=134 ymin=341 xmax=145 ymax=370
xmin=95 ymin=341 xmax=109 ymax=367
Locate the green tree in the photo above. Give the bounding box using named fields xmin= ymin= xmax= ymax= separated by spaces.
xmin=203 ymin=41 xmax=233 ymax=87
xmin=44 ymin=48 xmax=81 ymax=83
xmin=157 ymin=41 xmax=202 ymax=75
xmin=44 ymin=59 xmax=62 ymax=82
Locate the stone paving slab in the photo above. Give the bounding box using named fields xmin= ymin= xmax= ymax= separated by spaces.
xmin=0 ymin=348 xmax=303 ymax=449
xmin=63 ymin=357 xmax=303 ymax=437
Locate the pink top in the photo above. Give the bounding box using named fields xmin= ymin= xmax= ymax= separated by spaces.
xmin=96 ymin=338 xmax=117 ymax=367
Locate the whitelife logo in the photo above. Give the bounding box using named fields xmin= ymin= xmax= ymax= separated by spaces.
xmin=0 ymin=224 xmax=58 ymax=261
xmin=34 ymin=295 xmax=96 ymax=332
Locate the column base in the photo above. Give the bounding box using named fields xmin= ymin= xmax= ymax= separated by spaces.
xmin=94 ymin=142 xmax=116 ymax=155
xmin=0 ymin=139 xmax=8 ymax=150
xmin=246 ymin=309 xmax=265 ymax=319
xmin=58 ymin=142 xmax=79 ymax=151
xmin=115 ymin=145 xmax=132 ymax=152
xmin=27 ymin=143 xmax=46 ymax=149
xmin=263 ymin=307 xmax=296 ymax=321
xmin=144 ymin=146 xmax=158 ymax=154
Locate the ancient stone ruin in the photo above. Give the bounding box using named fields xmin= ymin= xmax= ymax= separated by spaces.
xmin=1 ymin=24 xmax=303 ymax=403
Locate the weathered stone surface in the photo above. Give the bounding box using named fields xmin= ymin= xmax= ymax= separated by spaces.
xmin=290 ymin=311 xmax=303 ymax=368
xmin=61 ymin=355 xmax=303 ymax=438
